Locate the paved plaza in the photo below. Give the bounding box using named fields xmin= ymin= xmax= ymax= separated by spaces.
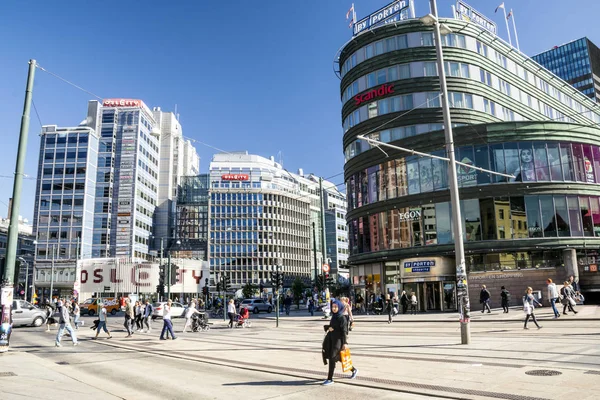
xmin=1 ymin=305 xmax=598 ymax=399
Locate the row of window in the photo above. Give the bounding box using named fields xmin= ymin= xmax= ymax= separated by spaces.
xmin=37 ymin=213 xmax=84 ymax=225
xmin=139 ymin=143 xmax=158 ymax=167
xmin=37 ymin=229 xmax=83 ymax=241
xmin=40 ymin=196 xmax=85 ymax=210
xmin=137 ymin=158 xmax=158 ymax=179
xmin=43 ymin=149 xmax=88 ymax=162
xmin=341 ymin=29 xmax=599 ymax=128
xmin=348 ymin=194 xmax=600 ymax=256
xmin=532 ymin=39 xmax=591 ymax=82
xmin=347 ymin=141 xmax=600 ymax=211
xmin=45 ymin=134 xmax=90 ymax=146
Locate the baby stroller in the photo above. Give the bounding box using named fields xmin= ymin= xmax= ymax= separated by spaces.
xmin=236 ymin=308 xmax=251 ymax=328
xmin=191 ymin=312 xmax=211 ymax=332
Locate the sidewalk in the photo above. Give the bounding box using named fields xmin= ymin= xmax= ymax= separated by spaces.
xmin=0 ymin=351 xmax=120 ymax=400
xmin=257 ymin=304 xmax=600 ymax=323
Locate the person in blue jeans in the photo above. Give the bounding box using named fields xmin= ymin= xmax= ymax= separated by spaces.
xmin=546 ymin=278 xmax=560 ymax=318
xmin=160 ymin=300 xmax=177 ymax=340
xmin=55 ymin=301 xmax=77 ymax=347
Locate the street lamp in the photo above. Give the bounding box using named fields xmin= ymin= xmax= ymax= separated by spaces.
xmin=421 ymin=0 xmax=471 ymax=344
xmin=49 ymin=243 xmax=57 ymax=303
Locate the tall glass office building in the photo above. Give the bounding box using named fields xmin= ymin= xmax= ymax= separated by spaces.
xmin=533 ymin=37 xmax=600 ymax=102
xmin=338 ymin=16 xmax=600 ymax=309
xmin=175 ymin=174 xmax=210 ymax=261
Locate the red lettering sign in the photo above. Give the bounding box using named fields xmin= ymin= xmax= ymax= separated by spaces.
xmin=192 ymin=270 xmax=204 ymax=285
xmin=354 ymin=84 xmax=394 ymax=106
xmin=222 ymin=174 xmax=249 ymax=181
xmin=102 ymin=99 xmax=144 ymax=108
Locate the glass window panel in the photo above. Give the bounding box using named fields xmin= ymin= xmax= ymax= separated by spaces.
xmin=514 ymin=143 xmax=536 ymax=182
xmin=368 ymin=166 xmax=379 ymax=203
xmin=419 ymin=157 xmax=433 ymax=193
xmin=533 ymin=143 xmax=550 ymax=181
xmin=559 ymin=143 xmax=574 ymax=181
xmin=368 ymin=102 xmax=378 ymax=118
xmin=424 ymin=62 xmax=437 ymax=76
xmin=422 ymin=32 xmax=434 ymax=46
xmin=397 ymin=35 xmax=408 ymax=49
xmin=593 ymin=146 xmax=600 ymax=183
xmin=480 ymin=198 xmax=497 ymax=240
xmin=395 ymin=159 xmax=408 ymax=197
xmin=510 ymin=197 xmax=527 ymax=239
xmin=375 ymin=41 xmax=384 ymax=55
xmin=388 ymin=66 xmax=398 ymax=81
xmin=554 ymin=196 xmax=570 ymax=237
xmin=568 ymin=196 xmax=583 ymax=236
xmin=461 ymin=199 xmax=481 ymax=241
xmin=403 ymin=94 xmax=413 ymax=109
xmin=386 ymin=37 xmax=397 ymax=51
xmin=583 ymin=145 xmax=595 ymax=183
xmin=547 ymin=143 xmax=562 ymax=181
xmin=504 ymin=143 xmax=519 ymax=183
xmin=572 ymin=144 xmax=586 ymax=182
xmin=407 ymin=157 xmax=420 ymax=195
xmin=540 ymin=195 xmax=556 ymax=237
xmin=399 ymin=64 xmax=410 ymax=79
xmin=435 ymin=202 xmax=452 ymax=244
xmin=461 ymin=63 xmax=470 ymax=78
xmin=377 ymin=69 xmax=386 ymax=84
xmin=457 ymin=146 xmax=476 ymax=187
xmin=423 ymin=204 xmax=437 ymax=245
xmin=590 ymin=197 xmax=600 ymax=237
xmin=580 ymin=197 xmax=594 ymax=237
xmin=379 ymin=98 xmax=390 ymax=114
xmin=367 ymin=73 xmax=376 ymax=88
xmin=431 ymin=150 xmax=447 ymax=190
xmin=474 ymin=145 xmax=490 ymax=185
xmin=489 ymin=144 xmax=506 ymax=183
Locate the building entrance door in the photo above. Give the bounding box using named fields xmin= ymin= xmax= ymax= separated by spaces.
xmin=424 ymin=282 xmax=441 ymax=311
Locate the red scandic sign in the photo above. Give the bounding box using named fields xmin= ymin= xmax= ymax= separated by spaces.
xmin=102 ymin=99 xmax=143 ymax=107
xmin=354 ymin=84 xmax=394 ymax=106
xmin=222 ymin=174 xmax=249 ymax=181
xmin=322 ymin=264 xmax=330 ymax=273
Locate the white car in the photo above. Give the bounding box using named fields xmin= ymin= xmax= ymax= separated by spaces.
xmin=152 ymin=302 xmax=186 ymax=319
xmin=239 ymin=299 xmax=273 ymax=314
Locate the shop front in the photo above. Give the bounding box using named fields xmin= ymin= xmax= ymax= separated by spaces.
xmin=351 ymin=263 xmax=383 ymax=310
xmin=401 ymin=257 xmax=457 ymax=312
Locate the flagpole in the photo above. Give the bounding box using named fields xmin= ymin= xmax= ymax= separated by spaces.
xmin=502 ymin=6 xmax=512 ymax=46
xmin=510 ymin=10 xmax=520 ymax=51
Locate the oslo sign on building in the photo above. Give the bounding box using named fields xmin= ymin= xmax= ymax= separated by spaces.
xmin=353 ymin=0 xmax=410 ymax=36
xmin=454 ymin=1 xmax=497 ymax=35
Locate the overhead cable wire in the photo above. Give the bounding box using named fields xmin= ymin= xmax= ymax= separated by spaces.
xmin=36 ymin=64 xmax=103 ymax=100
xmin=32 ymin=100 xmax=43 ymax=128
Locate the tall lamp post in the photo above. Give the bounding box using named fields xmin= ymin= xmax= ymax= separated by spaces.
xmin=49 ymin=244 xmax=56 ymax=303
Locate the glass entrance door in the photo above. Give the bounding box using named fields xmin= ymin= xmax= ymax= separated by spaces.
xmin=425 ymin=282 xmax=441 ymax=311
xmin=443 ymin=282 xmax=457 ymax=311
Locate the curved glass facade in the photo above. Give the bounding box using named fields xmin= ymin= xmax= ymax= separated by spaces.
xmin=348 ymin=194 xmax=600 ymax=252
xmin=347 ymin=141 xmax=600 ymax=211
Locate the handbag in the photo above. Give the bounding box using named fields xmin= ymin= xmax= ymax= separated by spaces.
xmin=523 ymin=302 xmax=532 ymax=315
xmin=340 ymin=347 xmax=353 ymax=372
xmin=569 ymin=298 xmax=576 ymax=306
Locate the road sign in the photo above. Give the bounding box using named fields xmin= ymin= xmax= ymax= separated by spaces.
xmin=322 ymin=264 xmax=330 ymax=273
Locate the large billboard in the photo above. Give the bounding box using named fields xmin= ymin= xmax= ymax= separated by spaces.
xmin=353 ymin=0 xmax=410 ymax=36
xmin=455 ymin=1 xmax=497 ymax=35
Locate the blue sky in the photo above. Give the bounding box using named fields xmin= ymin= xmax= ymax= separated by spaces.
xmin=1 ymin=0 xmax=599 ymax=221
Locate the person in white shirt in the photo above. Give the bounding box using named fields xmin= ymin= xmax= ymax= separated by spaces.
xmin=183 ymin=301 xmax=199 ymax=332
xmin=546 ymin=278 xmax=560 ymax=318
xmin=160 ymin=300 xmax=177 ymax=340
xmin=227 ymin=299 xmax=236 ymax=329
xmin=93 ymin=302 xmax=112 ymax=340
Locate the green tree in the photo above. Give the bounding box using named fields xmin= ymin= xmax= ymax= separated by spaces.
xmin=291 ymin=277 xmax=305 ymax=309
xmin=241 ymin=282 xmax=258 ymax=299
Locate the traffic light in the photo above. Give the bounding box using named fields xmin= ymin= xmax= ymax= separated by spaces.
xmin=156 ymin=284 xmax=165 ymax=295
xmin=277 ymin=272 xmax=284 ymax=289
xmin=170 ymin=265 xmax=179 ymax=286
xmin=222 ymin=275 xmax=231 ymax=293
xmin=259 ymin=282 xmax=264 ymax=292
xmin=202 ymin=286 xmax=207 ymax=296
xmin=158 ymin=264 xmax=166 ymax=285
xmin=216 ymin=282 xmax=221 ymax=292
xmin=270 ymin=271 xmax=284 ymax=289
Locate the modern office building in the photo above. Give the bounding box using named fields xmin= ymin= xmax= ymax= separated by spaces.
xmin=175 ymin=174 xmax=210 ymax=261
xmin=209 ymin=152 xmax=314 ymax=289
xmin=152 ymin=108 xmax=199 ymax=250
xmin=96 ymin=99 xmax=160 ymax=260
xmin=0 ymin=215 xmax=35 ymax=299
xmin=533 ymin=37 xmax=600 ymax=102
xmin=31 ymin=118 xmax=99 ymax=299
xmin=338 ymin=16 xmax=600 ymax=309
xmin=323 ymin=183 xmax=349 ymax=275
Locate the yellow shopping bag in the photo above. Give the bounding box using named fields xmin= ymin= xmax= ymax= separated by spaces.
xmin=340 ymin=347 xmax=353 ymax=372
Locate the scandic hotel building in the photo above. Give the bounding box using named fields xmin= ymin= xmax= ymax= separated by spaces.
xmin=338 ymin=17 xmax=600 ymax=310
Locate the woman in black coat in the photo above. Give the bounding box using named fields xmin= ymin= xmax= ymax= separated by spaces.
xmin=321 ymin=299 xmax=358 ymax=386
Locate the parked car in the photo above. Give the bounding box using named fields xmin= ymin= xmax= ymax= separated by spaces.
xmin=11 ymin=300 xmax=47 ymax=327
xmin=152 ymin=302 xmax=185 ymax=319
xmin=239 ymin=299 xmax=272 ymax=314
xmin=80 ymin=298 xmax=120 ymax=316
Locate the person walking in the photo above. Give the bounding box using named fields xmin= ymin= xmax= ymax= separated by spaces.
xmin=159 ymin=300 xmax=177 ymax=340
xmin=500 ymin=286 xmax=510 ymax=313
xmin=385 ymin=294 xmax=394 ymax=324
xmin=284 ymin=296 xmax=292 ymax=316
xmin=561 ymin=281 xmax=578 ymax=315
xmin=227 ymin=299 xmax=236 ymax=329
xmin=143 ymin=299 xmax=153 ymax=333
xmin=409 ymin=292 xmax=418 ymax=315
xmin=400 ymin=291 xmax=409 ymax=314
xmin=124 ymin=298 xmax=135 ymax=337
xmin=134 ymin=301 xmax=143 ymax=332
xmin=546 ymin=279 xmax=560 ymax=318
xmin=183 ymin=302 xmax=199 ymax=333
xmin=321 ymin=299 xmax=358 ymax=386
xmin=308 ymin=298 xmax=315 ymax=317
xmin=480 ymin=285 xmax=491 ymax=313
xmin=523 ymin=287 xmax=543 ymax=330
xmin=55 ymin=301 xmax=78 ymax=347
xmin=93 ymin=301 xmax=112 ymax=340
xmin=72 ymin=301 xmax=82 ymax=329
xmin=340 ymin=297 xmax=354 ymax=331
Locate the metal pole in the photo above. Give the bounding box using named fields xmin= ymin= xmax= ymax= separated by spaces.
xmin=50 ymin=245 xmax=55 ymax=302
xmin=312 ymin=222 xmax=318 ymax=282
xmin=509 ymin=10 xmax=520 ymax=51
xmin=222 ymin=275 xmax=226 ymax=321
xmin=167 ymin=251 xmax=171 ymax=300
xmin=319 ymin=178 xmax=329 ymax=297
xmin=276 ymin=266 xmax=280 ymax=328
xmin=24 ymin=261 xmax=29 ymax=302
xmin=430 ymin=0 xmax=470 ymax=344
xmin=502 ymin=6 xmax=512 ymax=47
xmin=1 ymin=59 xmax=36 ymax=352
